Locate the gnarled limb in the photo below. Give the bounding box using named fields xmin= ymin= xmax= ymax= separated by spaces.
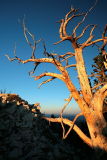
xmin=22 ymin=20 xmax=41 ymax=59
xmin=72 ymin=0 xmax=98 ymax=37
xmin=64 ymin=12 xmax=85 ymax=38
xmin=32 ymin=72 xmax=65 ymax=81
xmin=65 ymin=64 xmax=76 ymax=69
xmin=54 ymin=36 xmax=72 ymax=45
xmin=84 ymin=37 xmax=107 ymax=47
xmin=60 ymin=94 xmax=72 ymax=138
xmin=61 ymin=55 xmax=75 ymax=65
xmin=43 ymin=117 xmax=92 ymax=147
xmin=54 ymin=0 xmax=98 ymax=49
xmin=63 ymin=112 xmax=83 ymax=139
xmin=59 ymin=52 xmax=75 ymax=59
xmin=81 ymin=25 xmax=97 ymax=48
xmin=76 ymin=24 xmax=95 ymax=40
xmin=38 ymin=77 xmax=56 ymax=88
xmin=6 ymin=53 xmax=85 ymax=111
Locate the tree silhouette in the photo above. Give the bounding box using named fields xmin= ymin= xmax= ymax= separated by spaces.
xmin=6 ymin=1 xmax=107 ymax=153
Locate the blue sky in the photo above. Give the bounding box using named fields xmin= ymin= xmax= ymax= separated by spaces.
xmin=0 ymin=0 xmax=107 ymax=114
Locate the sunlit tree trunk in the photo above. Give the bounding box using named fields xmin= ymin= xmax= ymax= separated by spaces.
xmin=74 ymin=47 xmax=107 ymax=152
xmin=86 ymin=112 xmax=107 ymax=151
xmin=86 ymin=89 xmax=107 ymax=152
xmin=66 ymin=47 xmax=107 ymax=152
xmin=75 ymin=48 xmax=92 ymax=104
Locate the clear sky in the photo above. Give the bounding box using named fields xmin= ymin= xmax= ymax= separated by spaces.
xmin=0 ymin=0 xmax=107 ymax=115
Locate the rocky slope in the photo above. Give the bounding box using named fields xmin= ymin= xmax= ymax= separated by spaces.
xmin=0 ymin=93 xmax=100 ymax=160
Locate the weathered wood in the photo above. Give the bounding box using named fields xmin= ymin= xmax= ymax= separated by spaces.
xmin=75 ymin=48 xmax=92 ymax=104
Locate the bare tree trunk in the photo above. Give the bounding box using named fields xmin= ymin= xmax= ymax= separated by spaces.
xmin=86 ymin=110 xmax=107 ymax=152
xmin=75 ymin=48 xmax=92 ymax=104
xmin=85 ymin=87 xmax=107 ymax=152
xmin=74 ymin=48 xmax=107 ymax=152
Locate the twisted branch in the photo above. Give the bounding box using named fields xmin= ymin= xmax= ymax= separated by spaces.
xmin=65 ymin=64 xmax=76 ymax=69
xmin=63 ymin=112 xmax=83 ymax=139
xmin=32 ymin=72 xmax=64 ymax=81
xmin=60 ymin=94 xmax=72 ymax=138
xmin=38 ymin=77 xmax=56 ymax=88
xmin=73 ymin=0 xmax=98 ymax=37
xmin=43 ymin=116 xmax=92 ymax=147
xmin=22 ymin=20 xmax=41 ymax=59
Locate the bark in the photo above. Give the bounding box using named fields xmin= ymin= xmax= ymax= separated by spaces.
xmin=43 ymin=117 xmax=92 ymax=147
xmin=86 ymin=112 xmax=107 ymax=152
xmin=84 ymin=85 xmax=107 ymax=152
xmin=73 ymin=48 xmax=107 ymax=152
xmin=75 ymin=48 xmax=92 ymax=104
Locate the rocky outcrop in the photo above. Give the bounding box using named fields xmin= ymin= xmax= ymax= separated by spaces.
xmin=0 ymin=94 xmax=72 ymax=160
xmin=0 ymin=94 xmax=41 ymax=116
xmin=0 ymin=94 xmax=95 ymax=160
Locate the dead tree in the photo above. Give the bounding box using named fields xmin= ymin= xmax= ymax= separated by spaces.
xmin=6 ymin=5 xmax=107 ymax=153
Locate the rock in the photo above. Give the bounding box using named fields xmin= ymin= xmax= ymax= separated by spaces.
xmin=8 ymin=147 xmax=23 ymax=159
xmin=0 ymin=93 xmax=94 ymax=160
